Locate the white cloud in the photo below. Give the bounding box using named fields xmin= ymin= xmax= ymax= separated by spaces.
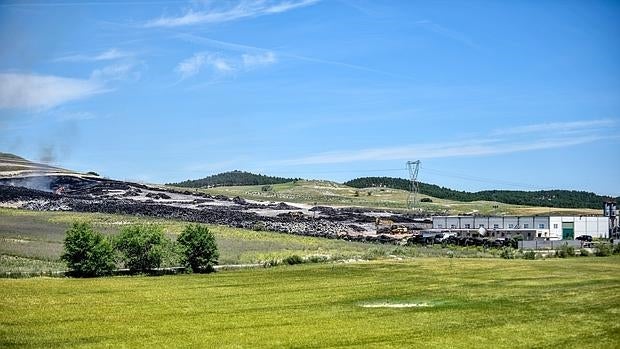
xmin=277 ymin=119 xmax=616 ymax=165
xmin=492 ymin=119 xmax=616 ymax=136
xmin=242 ymin=51 xmax=277 ymax=68
xmin=175 ymin=53 xmax=207 ymax=79
xmin=208 ymin=56 xmax=234 ymax=73
xmin=174 ymin=50 xmax=275 ymax=80
xmin=90 ymin=63 xmax=139 ymax=81
xmin=55 ymin=48 xmax=131 ymax=62
xmin=0 ymin=73 xmax=106 ymax=110
xmin=145 ymin=0 xmax=320 ymax=28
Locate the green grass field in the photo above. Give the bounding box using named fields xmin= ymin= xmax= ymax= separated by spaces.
xmin=189 ymin=180 xmax=599 ymax=216
xmin=0 ymin=208 xmax=497 ymax=274
xmin=1 ymin=258 xmax=619 ymax=348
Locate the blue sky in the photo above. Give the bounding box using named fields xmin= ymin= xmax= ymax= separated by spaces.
xmin=0 ymin=0 xmax=619 ymax=195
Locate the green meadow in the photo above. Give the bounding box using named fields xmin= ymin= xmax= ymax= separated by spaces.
xmin=0 ymin=208 xmax=495 ymax=274
xmin=1 ymin=258 xmax=619 ymax=348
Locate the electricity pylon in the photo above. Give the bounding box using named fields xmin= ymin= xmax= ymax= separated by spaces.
xmin=407 ymin=160 xmax=420 ymax=211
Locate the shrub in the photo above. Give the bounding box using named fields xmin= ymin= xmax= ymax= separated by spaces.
xmin=252 ymin=221 xmax=266 ymax=231
xmin=283 ymin=255 xmax=304 ymax=265
xmin=115 ymin=224 xmax=170 ymax=273
xmin=177 ymin=224 xmax=219 ymax=273
xmin=261 ymin=185 xmax=272 ymax=192
xmin=523 ymin=250 xmax=536 ymax=260
xmin=420 ymin=198 xmax=432 ymax=203
xmin=557 ymin=244 xmax=576 ymax=258
xmin=579 ymin=248 xmax=590 ymax=257
xmin=61 ymin=222 xmax=115 ymax=277
xmin=500 ymin=248 xmax=515 ymax=259
xmin=595 ymin=243 xmax=612 ymax=257
xmin=613 ymin=243 xmax=620 ymax=255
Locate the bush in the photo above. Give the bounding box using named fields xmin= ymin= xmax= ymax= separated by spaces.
xmin=177 ymin=224 xmax=219 ymax=273
xmin=115 ymin=224 xmax=170 ymax=273
xmin=61 ymin=222 xmax=115 ymax=277
xmin=500 ymin=248 xmax=515 ymax=259
xmin=252 ymin=221 xmax=266 ymax=231
xmin=261 ymin=185 xmax=272 ymax=192
xmin=595 ymin=243 xmax=613 ymax=257
xmin=579 ymin=248 xmax=590 ymax=257
xmin=420 ymin=198 xmax=432 ymax=203
xmin=613 ymin=243 xmax=620 ymax=255
xmin=558 ymin=244 xmax=575 ymax=258
xmin=283 ymin=255 xmax=304 ymax=265
xmin=523 ymin=250 xmax=536 ymax=260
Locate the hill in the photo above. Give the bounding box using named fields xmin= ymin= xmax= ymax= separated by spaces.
xmin=344 ymin=176 xmax=618 ymax=210
xmin=169 ymin=170 xmax=298 ymax=188
xmin=0 ymin=152 xmax=73 ymax=176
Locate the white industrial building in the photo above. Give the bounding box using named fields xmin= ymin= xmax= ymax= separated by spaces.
xmin=431 ymin=216 xmax=610 ymax=240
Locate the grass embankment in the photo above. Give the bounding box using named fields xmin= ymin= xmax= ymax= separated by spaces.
xmin=0 ymin=208 xmax=495 ymax=273
xmin=189 ymin=180 xmax=598 ymax=216
xmin=1 ymin=258 xmax=619 ymax=348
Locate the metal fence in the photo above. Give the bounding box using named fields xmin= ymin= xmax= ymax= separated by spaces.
xmin=518 ymin=240 xmax=584 ymax=250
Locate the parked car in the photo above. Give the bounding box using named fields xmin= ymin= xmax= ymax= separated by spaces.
xmin=576 ymin=235 xmax=593 ymax=242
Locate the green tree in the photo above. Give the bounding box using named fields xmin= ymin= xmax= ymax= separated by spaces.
xmin=115 ymin=224 xmax=170 ymax=273
xmin=61 ymin=222 xmax=115 ymax=277
xmin=177 ymin=224 xmax=219 ymax=273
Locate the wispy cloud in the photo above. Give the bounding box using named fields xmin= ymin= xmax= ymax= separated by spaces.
xmin=145 ymin=0 xmax=320 ymax=28
xmin=55 ymin=48 xmax=132 ymax=62
xmin=0 ymin=73 xmax=106 ymax=110
xmin=175 ymin=53 xmax=208 ymax=79
xmin=175 ymin=50 xmax=276 ymax=79
xmin=175 ymin=53 xmax=237 ymax=79
xmin=492 ymin=119 xmax=616 ymax=136
xmin=242 ymin=51 xmax=277 ymax=68
xmin=277 ymin=120 xmax=616 ymax=165
xmin=178 ymin=33 xmax=398 ymax=78
xmin=90 ymin=63 xmax=141 ymax=81
xmin=416 ymin=20 xmax=478 ymax=49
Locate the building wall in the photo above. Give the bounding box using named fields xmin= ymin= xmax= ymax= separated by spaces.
xmin=549 ymin=216 xmax=609 ymax=238
xmin=432 ymin=216 xmax=609 ymax=240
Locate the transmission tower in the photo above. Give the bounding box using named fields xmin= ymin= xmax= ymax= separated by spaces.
xmin=407 ymin=160 xmax=420 ymax=211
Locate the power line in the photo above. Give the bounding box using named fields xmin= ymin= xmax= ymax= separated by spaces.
xmin=419 ymin=166 xmax=551 ymax=191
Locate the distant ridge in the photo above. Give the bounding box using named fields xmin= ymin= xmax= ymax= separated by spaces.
xmin=168 ymin=170 xmax=298 ymax=188
xmin=344 ymin=176 xmax=618 ymax=210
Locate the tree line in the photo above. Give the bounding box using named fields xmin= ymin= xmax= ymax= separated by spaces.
xmin=169 ymin=170 xmax=298 ymax=188
xmin=61 ymin=222 xmax=218 ymax=277
xmin=344 ymin=176 xmax=618 ymax=209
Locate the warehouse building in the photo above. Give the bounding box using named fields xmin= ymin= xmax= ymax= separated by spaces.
xmin=431 ymin=216 xmax=610 ymax=240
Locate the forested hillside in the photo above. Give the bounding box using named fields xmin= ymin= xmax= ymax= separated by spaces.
xmin=344 ymin=176 xmax=618 ymax=209
xmin=169 ymin=171 xmax=297 ymax=187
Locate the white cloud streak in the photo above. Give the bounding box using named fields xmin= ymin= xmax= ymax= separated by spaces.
xmin=145 ymin=0 xmax=320 ymax=27
xmin=55 ymin=48 xmax=131 ymax=62
xmin=177 ymin=33 xmax=398 ymax=78
xmin=492 ymin=119 xmax=616 ymax=136
xmin=175 ymin=53 xmax=238 ymax=79
xmin=175 ymin=53 xmax=207 ymax=79
xmin=278 ymin=120 xmax=616 ymax=165
xmin=0 ymin=73 xmax=106 ymax=110
xmin=175 ymin=51 xmax=277 ymax=79
xmin=90 ymin=63 xmax=140 ymax=81
xmin=416 ymin=20 xmax=478 ymax=49
xmin=242 ymin=51 xmax=277 ymax=68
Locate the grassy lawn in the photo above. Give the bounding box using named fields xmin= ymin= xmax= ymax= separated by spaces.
xmin=0 ymin=208 xmax=497 ymax=273
xmin=190 ymin=180 xmax=598 ymax=216
xmin=1 ymin=258 xmax=619 ymax=348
